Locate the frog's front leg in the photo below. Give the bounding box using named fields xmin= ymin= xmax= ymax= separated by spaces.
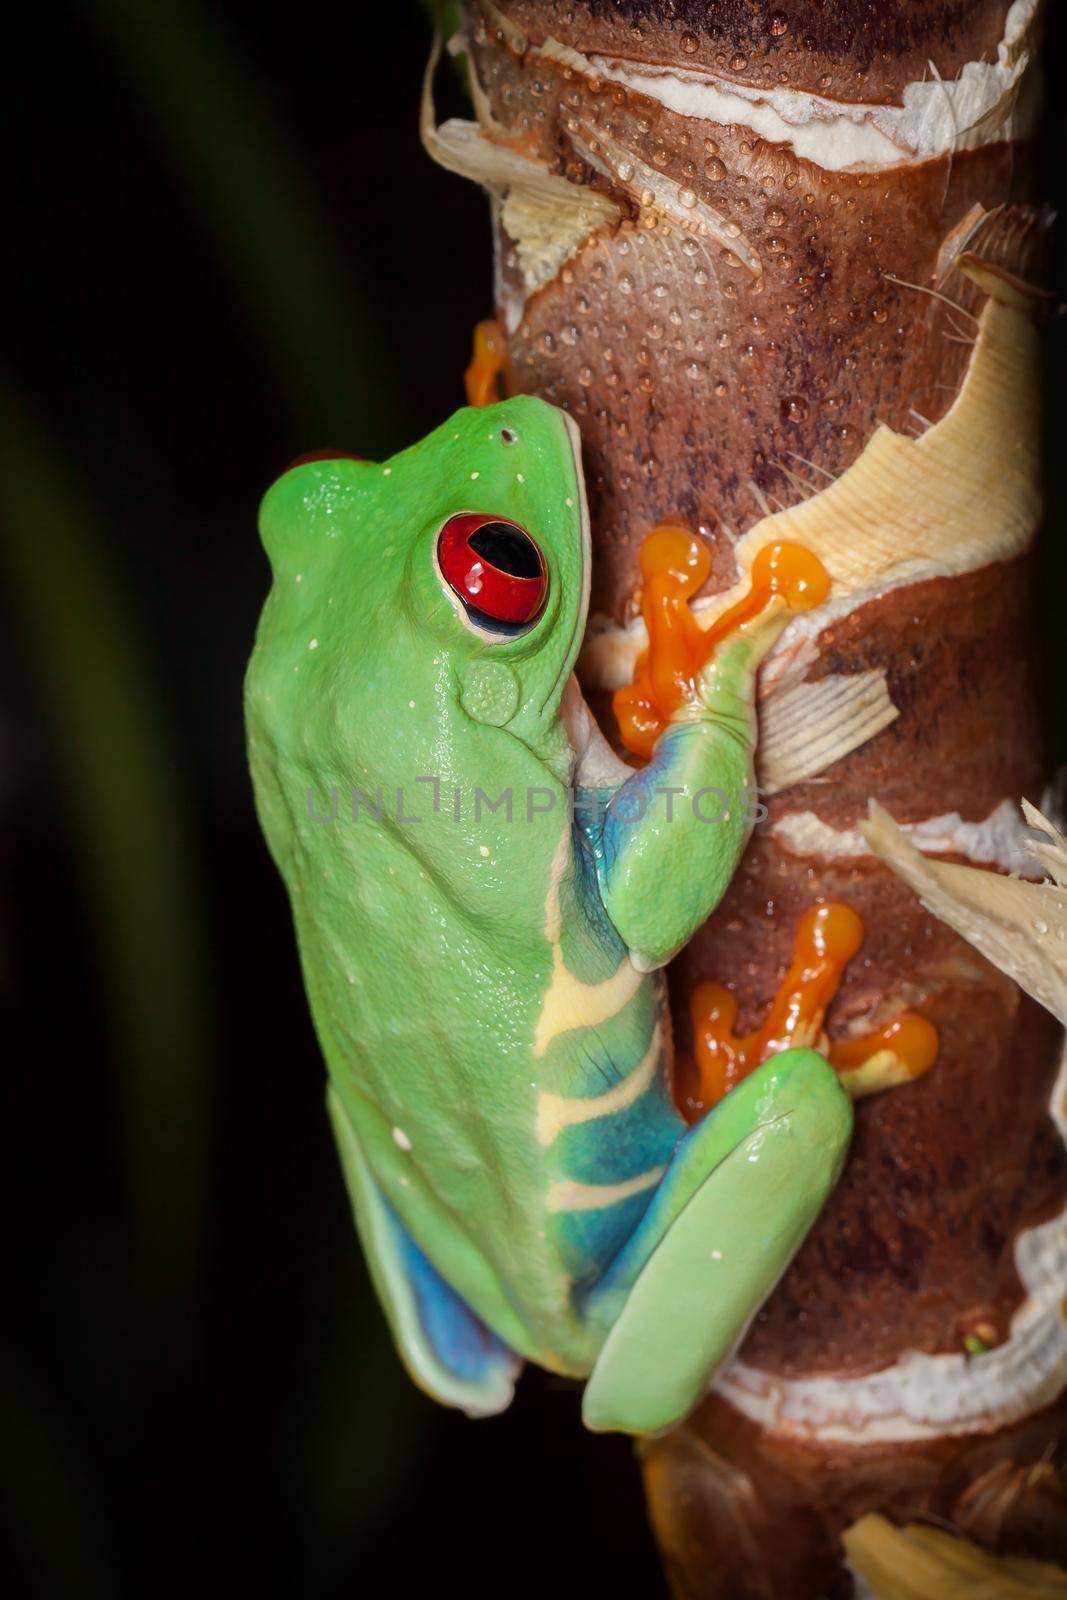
xmin=592 ymin=538 xmax=829 ymax=971
xmin=580 ymin=1048 xmax=851 ymax=1435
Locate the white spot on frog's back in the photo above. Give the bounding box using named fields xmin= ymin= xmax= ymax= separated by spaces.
xmin=308 ymin=638 xmax=319 ymax=650
xmin=392 ymin=1126 xmax=412 ymax=1151
xmin=358 ymin=877 xmax=388 ymax=918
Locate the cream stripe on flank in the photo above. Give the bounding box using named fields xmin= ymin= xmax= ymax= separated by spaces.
xmin=547 ymin=1165 xmax=666 ymax=1214
xmin=533 ymin=827 xmax=644 ymax=1059
xmin=534 ymin=947 xmax=644 ymax=1059
xmin=536 ymin=1026 xmax=661 ymax=1146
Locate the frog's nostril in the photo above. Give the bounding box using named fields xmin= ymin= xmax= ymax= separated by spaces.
xmin=500 ymin=428 xmax=517 ymax=445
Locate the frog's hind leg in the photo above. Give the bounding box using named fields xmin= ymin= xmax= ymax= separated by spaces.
xmin=327 ymin=1088 xmax=522 ymax=1418
xmin=581 ymin=1049 xmax=851 ymax=1435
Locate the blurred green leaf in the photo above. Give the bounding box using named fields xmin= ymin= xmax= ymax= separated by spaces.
xmin=79 ymin=0 xmax=402 ymax=449
xmin=0 ymin=385 xmax=213 ymax=1345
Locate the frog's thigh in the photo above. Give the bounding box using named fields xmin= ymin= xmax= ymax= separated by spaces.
xmin=327 ymin=1088 xmax=522 ymax=1418
xmin=581 ymin=1050 xmax=851 ymax=1436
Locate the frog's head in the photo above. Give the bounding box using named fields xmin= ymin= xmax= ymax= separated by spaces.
xmin=248 ymin=396 xmax=589 ymax=790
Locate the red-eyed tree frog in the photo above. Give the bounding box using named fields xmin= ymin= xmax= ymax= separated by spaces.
xmin=245 ymin=396 xmax=852 ymax=1434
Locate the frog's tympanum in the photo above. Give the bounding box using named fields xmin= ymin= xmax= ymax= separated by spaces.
xmin=245 ymin=397 xmax=852 ymax=1435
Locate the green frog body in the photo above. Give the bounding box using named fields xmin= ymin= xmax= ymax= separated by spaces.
xmin=245 ymin=396 xmax=851 ymax=1434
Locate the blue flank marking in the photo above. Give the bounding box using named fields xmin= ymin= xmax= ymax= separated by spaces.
xmin=385 ymin=1201 xmax=513 ymax=1383
xmin=556 ymin=1187 xmax=658 ymax=1293
xmin=569 ymin=793 xmax=626 ymax=955
xmin=563 ymin=776 xmax=695 ymax=1292
xmin=551 ymin=1076 xmax=683 ymax=1290
xmin=588 ymin=1114 xmax=728 ymax=1305
xmin=598 ymin=723 xmax=691 ymax=883
xmin=553 ymin=1076 xmax=680 ymax=1188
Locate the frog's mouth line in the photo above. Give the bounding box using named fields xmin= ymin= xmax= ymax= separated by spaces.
xmin=542 ymin=408 xmax=591 ymax=718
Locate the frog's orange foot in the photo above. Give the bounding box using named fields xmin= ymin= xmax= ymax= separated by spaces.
xmin=673 ymin=982 xmax=745 ymax=1121
xmin=611 ymin=682 xmax=662 ymax=764
xmin=676 ymin=901 xmax=939 ymax=1120
xmin=830 ymin=1010 xmax=939 ymax=1099
xmin=465 ymin=319 xmax=508 ymax=408
xmin=613 ymin=527 xmax=830 ymax=761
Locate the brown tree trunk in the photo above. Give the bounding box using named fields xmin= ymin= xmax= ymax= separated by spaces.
xmin=429 ymin=3 xmax=1066 ymax=1592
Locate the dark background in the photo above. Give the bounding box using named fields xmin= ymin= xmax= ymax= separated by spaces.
xmin=3 ymin=3 xmax=1065 ymax=1597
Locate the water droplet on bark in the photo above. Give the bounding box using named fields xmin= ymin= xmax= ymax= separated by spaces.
xmin=780 ymin=395 xmax=809 ymax=422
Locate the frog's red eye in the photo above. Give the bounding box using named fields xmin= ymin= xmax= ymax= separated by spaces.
xmin=438 ymin=513 xmax=547 ymax=630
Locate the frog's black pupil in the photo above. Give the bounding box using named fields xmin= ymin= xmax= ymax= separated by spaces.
xmin=469 ymin=522 xmax=542 ymax=579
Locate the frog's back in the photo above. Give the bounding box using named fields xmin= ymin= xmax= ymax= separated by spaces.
xmin=269 ymin=767 xmax=681 ymax=1370
xmin=243 ymin=401 xmax=684 ymax=1371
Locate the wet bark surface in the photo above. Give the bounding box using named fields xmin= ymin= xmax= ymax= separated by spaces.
xmin=454 ymin=2 xmax=1065 ymax=1592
